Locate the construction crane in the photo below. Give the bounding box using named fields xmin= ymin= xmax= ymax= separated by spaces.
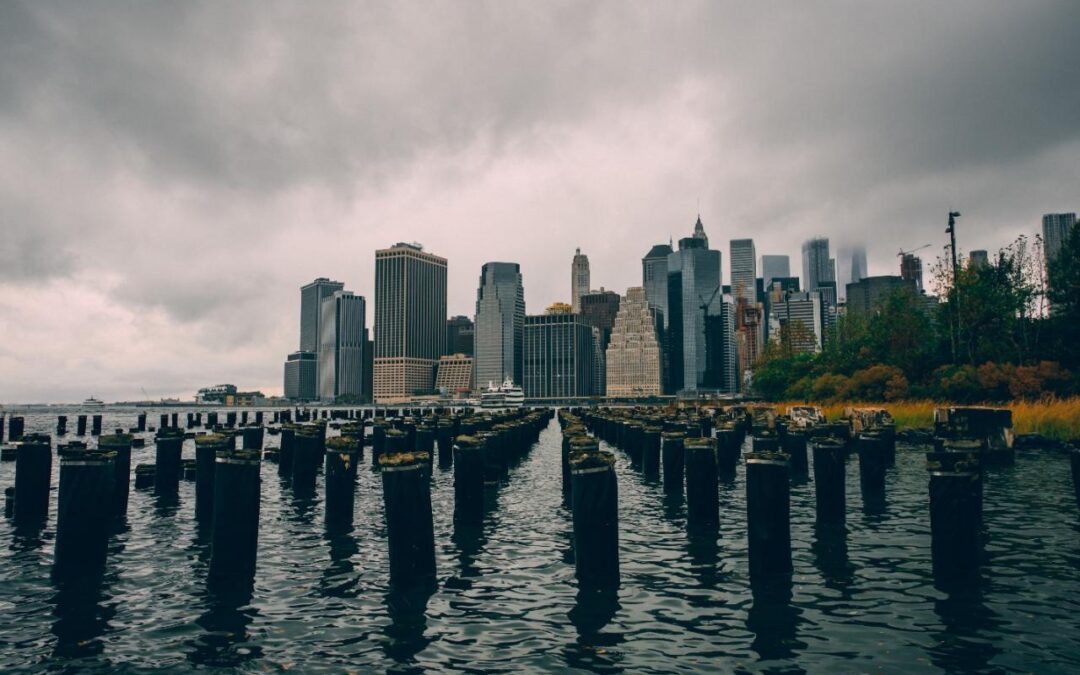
xmin=897 ymin=244 xmax=931 ymax=258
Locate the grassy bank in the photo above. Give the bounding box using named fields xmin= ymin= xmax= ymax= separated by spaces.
xmin=776 ymin=398 xmax=1080 ymax=442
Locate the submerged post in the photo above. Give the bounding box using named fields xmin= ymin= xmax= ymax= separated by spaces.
xmin=453 ymin=435 xmax=485 ymax=525
xmin=13 ymin=434 xmax=52 ymax=528
xmin=715 ymin=426 xmax=741 ymax=477
xmin=154 ymin=428 xmax=184 ymax=497
xmin=857 ymin=432 xmax=888 ymax=507
xmin=324 ymin=436 xmax=359 ymax=525
xmin=380 ymin=446 xmax=436 ymax=588
xmin=195 ymin=434 xmax=229 ymax=523
xmin=209 ymin=445 xmax=262 ymax=583
xmin=684 ymin=437 xmax=719 ymax=526
xmin=569 ymin=438 xmax=619 ymax=588
xmin=76 ymin=415 xmax=87 ymax=436
xmin=783 ymin=431 xmax=809 ymax=477
xmin=927 ymin=448 xmax=982 ymax=580
xmin=661 ymin=432 xmax=685 ymax=497
xmin=98 ymin=434 xmax=132 ymax=521
xmin=54 ymin=443 xmax=115 ymax=577
xmin=746 ymin=448 xmax=792 ymax=580
xmin=641 ymin=426 xmax=661 ymax=480
xmin=812 ymin=438 xmax=846 ymax=526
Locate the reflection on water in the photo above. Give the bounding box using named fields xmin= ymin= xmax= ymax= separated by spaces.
xmin=320 ymin=522 xmax=359 ymax=599
xmin=746 ymin=576 xmax=805 ymax=662
xmin=381 ymin=583 xmax=434 ymax=666
xmin=812 ymin=523 xmax=854 ymax=590
xmin=566 ymin=586 xmax=623 ymax=673
xmin=187 ymin=575 xmax=262 ymax=668
xmin=929 ymin=576 xmax=1003 ymax=673
xmin=51 ymin=567 xmax=115 ymax=661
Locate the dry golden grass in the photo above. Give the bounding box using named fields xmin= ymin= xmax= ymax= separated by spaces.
xmin=778 ymin=398 xmax=1080 ymax=441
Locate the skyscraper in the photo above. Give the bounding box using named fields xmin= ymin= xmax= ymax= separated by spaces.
xmin=373 ymin=242 xmax=447 ymax=402
xmin=300 ymin=278 xmax=345 ymax=353
xmin=968 ymin=250 xmax=989 ymax=269
xmin=846 ymin=276 xmax=917 ymax=315
xmin=666 ymin=218 xmax=723 ymax=394
xmin=729 ymin=239 xmax=757 ymax=307
xmin=1043 ymin=213 xmax=1076 ymax=266
xmin=474 ymin=262 xmax=525 ymax=390
xmin=836 ymin=244 xmax=867 ymax=301
xmin=703 ymin=295 xmax=738 ymax=394
xmin=523 ymin=313 xmax=598 ymax=398
xmin=318 ymin=290 xmax=368 ymax=402
xmin=768 ymin=290 xmax=823 ymax=355
xmin=642 ymin=243 xmax=673 ymax=326
xmin=446 ymin=315 xmax=475 ymax=356
xmin=900 ymin=253 xmax=924 ymax=292
xmin=571 ymin=248 xmax=591 ymax=313
xmin=580 ymin=288 xmax=621 ymax=396
xmin=761 ymin=255 xmax=790 ymax=286
xmin=801 ymin=238 xmax=831 ymax=295
xmin=605 ymin=287 xmax=662 ymax=397
xmin=284 ymin=351 xmax=318 ymax=401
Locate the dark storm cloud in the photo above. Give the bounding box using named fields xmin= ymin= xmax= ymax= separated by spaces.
xmin=1 ymin=0 xmax=1077 ymax=401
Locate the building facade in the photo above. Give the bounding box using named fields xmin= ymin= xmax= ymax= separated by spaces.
xmin=435 ymin=354 xmax=473 ymax=397
xmin=768 ymin=290 xmax=823 ymax=354
xmin=300 ymin=278 xmax=345 ymax=354
xmin=1043 ymin=213 xmax=1076 ymax=267
xmin=761 ymin=255 xmax=790 ymax=287
xmin=571 ymin=248 xmax=591 ymax=313
xmin=446 ymin=315 xmax=475 ymax=357
xmin=900 ymin=253 xmax=924 ymax=292
xmin=474 ymin=262 xmax=525 ymax=390
xmin=801 ymin=237 xmax=832 ymax=297
xmin=373 ymin=243 xmax=447 ymax=402
xmin=580 ymin=288 xmax=620 ymax=395
xmin=642 ymin=243 xmax=673 ymax=327
xmin=605 ymin=287 xmax=662 ymax=397
xmin=666 ymin=221 xmax=723 ymax=394
xmin=729 ymin=238 xmax=757 ymax=307
xmin=523 ymin=313 xmax=598 ymax=399
xmin=845 ymin=276 xmax=918 ymax=315
xmin=318 ymin=290 xmax=368 ymax=401
xmin=284 ymin=351 xmax=318 ymax=401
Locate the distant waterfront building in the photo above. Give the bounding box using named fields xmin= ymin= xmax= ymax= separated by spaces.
xmin=729 ymin=239 xmax=757 ymax=307
xmin=319 ymin=290 xmax=367 ymax=402
xmin=446 ymin=315 xmax=475 ymax=357
xmin=768 ymin=290 xmax=823 ymax=354
xmin=761 ymin=255 xmax=790 ymax=286
xmin=546 ymin=302 xmax=572 ymax=315
xmin=968 ymin=250 xmax=989 ymax=269
xmin=801 ymin=237 xmax=832 ymax=297
xmin=195 ymin=384 xmax=238 ymax=403
xmin=845 ymin=276 xmax=918 ymax=315
xmin=605 ymin=287 xmax=662 ymax=397
xmin=523 ymin=313 xmax=598 ymax=399
xmin=1042 ymin=213 xmax=1076 ymax=267
xmin=571 ymin=248 xmax=591 ymax=313
xmin=667 ymin=217 xmax=723 ymax=394
xmin=474 ymin=262 xmax=525 ymax=391
xmin=900 ymin=253 xmax=924 ymax=292
xmin=284 ymin=351 xmax=318 ymax=401
xmin=373 ymin=242 xmax=447 ymax=402
xmin=580 ymin=288 xmax=621 ymax=396
xmin=836 ymin=245 xmax=867 ymax=301
xmin=642 ymin=243 xmax=672 ymax=327
xmin=435 ymin=354 xmax=473 ymax=397
xmin=300 ymin=278 xmax=345 ymax=354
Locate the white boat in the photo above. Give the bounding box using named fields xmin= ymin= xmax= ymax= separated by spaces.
xmin=481 ymin=377 xmax=524 ymax=409
xmin=82 ymin=396 xmax=105 ymax=407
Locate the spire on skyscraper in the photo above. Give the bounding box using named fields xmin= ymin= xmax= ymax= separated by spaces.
xmin=693 ymin=215 xmax=708 ymax=248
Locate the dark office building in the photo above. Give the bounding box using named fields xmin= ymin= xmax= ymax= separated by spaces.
xmin=846 ymin=276 xmax=918 ymax=315
xmin=446 ymin=315 xmax=475 ymax=357
xmin=284 ymin=351 xmax=318 ymax=401
xmin=523 ymin=313 xmax=598 ymax=399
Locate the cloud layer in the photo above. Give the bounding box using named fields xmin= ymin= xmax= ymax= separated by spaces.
xmin=2 ymin=1 xmax=1078 ymax=402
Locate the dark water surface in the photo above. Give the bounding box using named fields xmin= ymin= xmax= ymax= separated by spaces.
xmin=1 ymin=407 xmax=1079 ymax=673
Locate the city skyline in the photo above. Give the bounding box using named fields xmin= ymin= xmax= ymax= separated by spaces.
xmin=2 ymin=2 xmax=1078 ymax=402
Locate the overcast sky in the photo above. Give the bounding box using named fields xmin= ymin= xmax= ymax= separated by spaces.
xmin=2 ymin=1 xmax=1078 ymax=402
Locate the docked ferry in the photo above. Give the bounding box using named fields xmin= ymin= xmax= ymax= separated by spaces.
xmin=82 ymin=396 xmax=106 ymax=407
xmin=480 ymin=377 xmax=525 ymax=409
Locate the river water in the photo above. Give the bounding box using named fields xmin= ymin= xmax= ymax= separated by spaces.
xmin=1 ymin=406 xmax=1078 ymax=672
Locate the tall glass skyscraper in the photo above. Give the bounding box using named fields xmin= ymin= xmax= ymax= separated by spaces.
xmin=373 ymin=242 xmax=447 ymax=402
xmin=801 ymin=237 xmax=832 ymax=294
xmin=666 ymin=219 xmax=723 ymax=394
xmin=474 ymin=262 xmax=525 ymax=390
xmin=319 ymin=290 xmax=368 ymax=402
xmin=729 ymin=238 xmax=757 ymax=307
xmin=523 ymin=313 xmax=598 ymax=398
xmin=642 ymin=243 xmax=673 ymax=327
xmin=760 ymin=255 xmax=790 ymax=287
xmin=1043 ymin=213 xmax=1077 ymax=266
xmin=300 ymin=278 xmax=344 ymax=353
